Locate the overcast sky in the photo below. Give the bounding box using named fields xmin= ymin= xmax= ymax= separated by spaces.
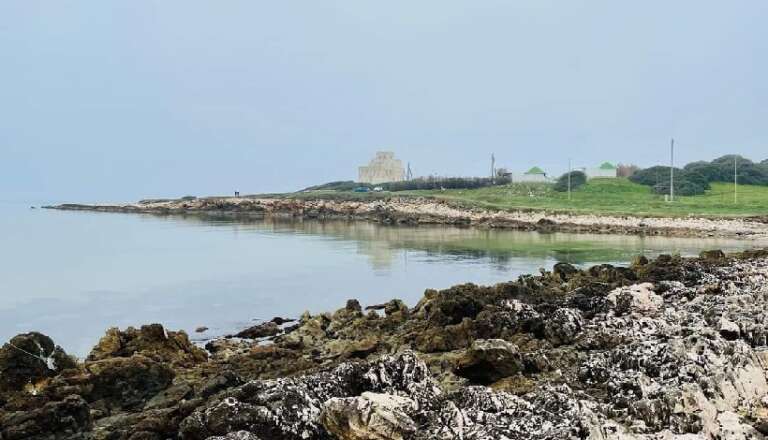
xmin=2 ymin=1 xmax=767 ymax=203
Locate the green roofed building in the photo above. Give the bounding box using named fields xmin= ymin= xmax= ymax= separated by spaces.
xmin=518 ymin=166 xmax=549 ymax=182
xmin=588 ymin=161 xmax=618 ymax=178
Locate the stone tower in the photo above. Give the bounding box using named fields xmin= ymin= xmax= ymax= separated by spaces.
xmin=358 ymin=151 xmax=405 ymax=184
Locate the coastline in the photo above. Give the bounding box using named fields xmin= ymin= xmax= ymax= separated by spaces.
xmin=45 ymin=195 xmax=768 ymax=239
xmin=3 ymin=249 xmax=768 ymax=438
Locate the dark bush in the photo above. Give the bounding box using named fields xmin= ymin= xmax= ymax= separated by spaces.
xmin=631 ymin=166 xmax=709 ymax=196
xmin=302 ymin=181 xmax=370 ymax=192
xmin=652 ymin=179 xmax=708 ymax=196
xmin=554 ymin=171 xmax=587 ymax=192
xmin=629 ymin=166 xmax=681 ymax=187
xmin=707 ymin=155 xmax=768 ymax=185
xmin=632 ymin=154 xmax=768 ymax=196
xmin=383 ymin=176 xmax=511 ymax=192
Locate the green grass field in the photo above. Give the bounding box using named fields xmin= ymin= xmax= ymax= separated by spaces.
xmin=293 ymin=178 xmax=767 ymax=218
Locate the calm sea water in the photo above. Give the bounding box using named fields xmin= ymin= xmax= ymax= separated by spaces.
xmin=0 ymin=201 xmax=760 ymax=357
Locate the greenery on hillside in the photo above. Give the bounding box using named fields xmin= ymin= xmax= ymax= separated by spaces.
xmin=295 ymin=155 xmax=767 ymax=218
xmin=382 ymin=176 xmax=511 ymax=191
xmin=553 ymin=171 xmax=587 ymax=192
xmin=629 ymin=155 xmax=768 ymax=196
xmin=301 ymin=181 xmax=369 ymax=192
xmin=397 ymin=178 xmax=768 ymax=217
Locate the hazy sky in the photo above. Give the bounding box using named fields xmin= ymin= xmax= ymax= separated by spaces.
xmin=2 ymin=1 xmax=767 ymax=202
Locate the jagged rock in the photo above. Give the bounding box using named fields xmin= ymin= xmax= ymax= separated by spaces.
xmin=0 ymin=394 xmax=91 ymax=440
xmin=542 ymin=307 xmax=584 ymax=346
xmin=199 ymin=371 xmax=244 ymax=399
xmin=0 ymin=332 xmax=76 ymax=393
xmin=232 ymin=322 xmax=280 ymax=339
xmin=179 ymin=352 xmax=438 ymax=440
xmin=553 ymin=262 xmax=579 ymax=281
xmin=85 ymin=355 xmax=174 ymax=410
xmin=384 ymin=299 xmax=409 ymax=318
xmin=269 ymin=317 xmax=295 ymax=325
xmin=144 ymin=382 xmax=193 ymax=410
xmin=719 ymin=316 xmax=741 ymax=340
xmin=206 ymin=432 xmax=263 ymax=440
xmin=607 ymin=282 xmax=663 ymax=316
xmin=455 ymin=339 xmax=523 ymax=385
xmin=320 ymin=392 xmax=417 ymax=440
xmin=88 ymin=324 xmax=207 ymax=367
xmin=424 ymin=284 xmax=485 ymax=326
xmin=700 ymin=249 xmax=726 ymax=260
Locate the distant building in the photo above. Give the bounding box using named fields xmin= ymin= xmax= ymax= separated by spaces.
xmin=358 ymin=151 xmax=405 ymax=184
xmin=516 ymin=166 xmax=549 ymax=183
xmin=586 ymin=162 xmax=618 ymax=179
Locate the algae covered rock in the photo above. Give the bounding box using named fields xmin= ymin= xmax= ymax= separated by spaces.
xmin=0 ymin=332 xmax=76 ymax=393
xmin=88 ymin=323 xmax=207 ymax=367
xmin=0 ymin=394 xmax=91 ymax=440
xmin=454 ymin=339 xmax=524 ymax=385
xmin=85 ymin=354 xmax=174 ymax=410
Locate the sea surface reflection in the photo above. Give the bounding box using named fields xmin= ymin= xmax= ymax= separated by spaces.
xmin=0 ymin=204 xmax=761 ymax=356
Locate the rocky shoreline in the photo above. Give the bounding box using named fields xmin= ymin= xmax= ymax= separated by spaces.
xmin=4 ymin=249 xmax=768 ymax=438
xmin=45 ymin=196 xmax=768 ymax=239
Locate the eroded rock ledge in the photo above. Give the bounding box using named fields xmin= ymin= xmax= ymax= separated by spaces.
xmin=45 ymin=197 xmax=768 ymax=239
xmin=3 ymin=250 xmax=768 ymax=439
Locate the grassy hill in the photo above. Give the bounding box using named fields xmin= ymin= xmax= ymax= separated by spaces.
xmin=397 ymin=178 xmax=767 ymax=217
xmin=291 ymin=178 xmax=766 ymax=218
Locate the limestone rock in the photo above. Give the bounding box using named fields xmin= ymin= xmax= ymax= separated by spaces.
xmin=543 ymin=307 xmax=584 ymax=346
xmin=320 ymin=392 xmax=417 ymax=440
xmin=455 ymin=339 xmax=523 ymax=384
xmin=607 ymin=282 xmax=663 ymax=316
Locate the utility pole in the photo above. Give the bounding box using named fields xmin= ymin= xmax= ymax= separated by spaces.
xmin=669 ymin=138 xmax=675 ymax=202
xmin=734 ymin=155 xmax=738 ymax=203
xmin=491 ymin=153 xmax=496 ymax=182
xmin=568 ymin=157 xmax=571 ymax=201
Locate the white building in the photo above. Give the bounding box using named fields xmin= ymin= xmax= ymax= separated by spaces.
xmin=586 ymin=162 xmax=618 ymax=179
xmin=358 ymin=151 xmax=405 ymax=184
xmin=515 ymin=166 xmax=550 ymax=183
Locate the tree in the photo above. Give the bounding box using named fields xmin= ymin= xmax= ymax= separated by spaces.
xmin=554 ymin=171 xmax=587 ymax=192
xmin=630 ymin=166 xmax=709 ymax=196
xmin=629 ymin=166 xmax=680 ymax=187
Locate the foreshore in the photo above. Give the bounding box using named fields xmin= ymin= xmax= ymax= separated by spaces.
xmin=3 ymin=249 xmax=768 ymax=438
xmin=46 ymin=195 xmax=768 ymax=239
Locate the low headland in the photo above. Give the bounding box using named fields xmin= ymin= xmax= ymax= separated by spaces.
xmin=46 ymin=185 xmax=768 ymax=239
xmin=3 ymin=249 xmax=768 ymax=438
